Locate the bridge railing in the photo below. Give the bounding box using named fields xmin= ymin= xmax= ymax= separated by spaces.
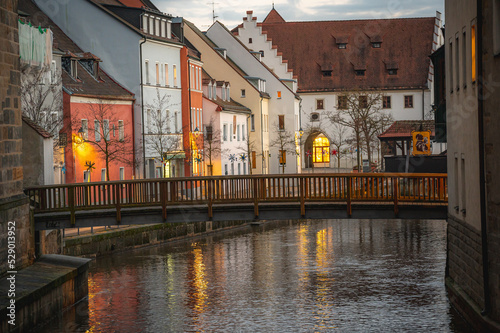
xmin=24 ymin=173 xmax=447 ymax=224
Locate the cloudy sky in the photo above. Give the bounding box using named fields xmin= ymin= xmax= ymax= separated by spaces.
xmin=154 ymin=0 xmax=444 ymax=30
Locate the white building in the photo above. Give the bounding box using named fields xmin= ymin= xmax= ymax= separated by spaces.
xmin=233 ymin=8 xmax=444 ymax=170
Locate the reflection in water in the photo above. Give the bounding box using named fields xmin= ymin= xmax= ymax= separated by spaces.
xmin=36 ymin=219 xmax=471 ymax=332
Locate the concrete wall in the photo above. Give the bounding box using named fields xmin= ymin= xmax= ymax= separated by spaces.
xmin=0 ymin=0 xmax=34 ymax=275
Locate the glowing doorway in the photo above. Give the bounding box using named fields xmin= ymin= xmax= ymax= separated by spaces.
xmin=313 ymin=135 xmax=330 ymax=163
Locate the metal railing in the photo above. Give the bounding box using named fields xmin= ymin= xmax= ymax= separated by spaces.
xmin=25 ymin=173 xmax=447 ymax=225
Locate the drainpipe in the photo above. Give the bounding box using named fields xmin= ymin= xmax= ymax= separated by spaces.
xmin=188 ymin=60 xmax=192 ymax=177
xmin=477 ymin=0 xmax=491 ymax=316
xmin=260 ymin=96 xmax=265 ymax=174
xmin=140 ymin=37 xmax=147 ymax=178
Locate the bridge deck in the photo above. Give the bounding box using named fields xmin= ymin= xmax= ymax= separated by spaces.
xmin=25 ymin=173 xmax=448 ymax=230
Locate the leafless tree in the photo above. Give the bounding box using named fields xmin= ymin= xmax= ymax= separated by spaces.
xmin=236 ymin=129 xmax=260 ymax=175
xmin=20 ymin=64 xmax=63 ymax=141
xmin=330 ymin=122 xmax=349 ymax=170
xmin=269 ymin=122 xmax=296 ymax=174
xmin=326 ymin=90 xmax=386 ymax=171
xmin=73 ymin=100 xmax=134 ymax=181
xmin=202 ymin=117 xmax=223 ymax=176
xmin=144 ymin=89 xmax=183 ymax=177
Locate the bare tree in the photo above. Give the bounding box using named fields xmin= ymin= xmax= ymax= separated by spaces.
xmin=330 ymin=122 xmax=349 ymax=170
xmin=20 ymin=64 xmax=63 ymax=140
xmin=73 ymin=100 xmax=134 ymax=181
xmin=236 ymin=129 xmax=259 ymax=175
xmin=144 ymin=89 xmax=183 ymax=177
xmin=202 ymin=117 xmax=223 ymax=176
xmin=269 ymin=122 xmax=296 ymax=174
xmin=326 ymin=90 xmax=385 ymax=172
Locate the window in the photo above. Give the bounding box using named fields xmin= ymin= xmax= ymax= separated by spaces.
xmin=278 ymin=115 xmax=285 ymax=130
xmin=174 ymin=111 xmax=178 ymax=133
xmin=101 ymin=168 xmax=106 ymax=181
xmin=142 ymin=15 xmax=148 ymax=33
xmin=118 ymin=120 xmax=124 ymax=141
xmin=277 ymin=91 xmax=281 ymax=99
xmin=156 ymin=62 xmax=159 ymax=85
xmin=404 ymin=95 xmax=414 ymax=108
xmin=81 ymin=119 xmax=88 ymax=140
xmin=241 ymin=89 xmax=245 ymax=97
xmin=231 ymin=163 xmax=234 ymax=175
xmin=149 ymin=17 xmax=154 ymax=34
xmin=249 ymin=38 xmax=252 ymax=44
xmin=103 ymin=119 xmax=110 ymax=140
xmin=243 ymin=162 xmax=246 ymax=175
xmin=316 ymin=99 xmax=324 ymax=110
xmin=252 ymin=151 xmax=256 ymax=169
xmin=383 ymin=96 xmax=391 ymax=109
xmin=224 ymin=164 xmax=228 ymax=175
xmin=260 ymin=50 xmax=264 ymax=57
xmin=94 ymin=120 xmax=101 ymax=142
xmin=165 ymin=64 xmax=169 ymax=86
xmin=250 ymin=114 xmax=255 ymax=131
xmin=321 ymin=70 xmax=332 ymax=77
xmin=449 ymin=39 xmax=454 ymax=91
xmin=173 ymin=65 xmax=177 ymax=87
xmin=145 ymin=60 xmax=150 ymax=84
xmin=311 ymin=113 xmax=319 ymax=122
xmin=462 ymin=30 xmax=467 ymax=88
xmin=147 ymin=109 xmax=151 ymax=133
xmin=50 ymin=60 xmax=57 ymax=83
xmin=120 ymin=167 xmax=124 ymax=181
xmin=337 ymin=43 xmax=346 ymax=49
xmin=237 ymin=124 xmax=240 ymax=141
xmin=313 ymin=135 xmax=330 ymax=163
xmin=242 ymin=124 xmax=245 ymax=140
xmin=359 ymin=96 xmax=368 ymax=109
xmin=388 ymin=69 xmax=397 ymax=75
xmin=83 ymin=170 xmax=91 ymax=183
xmin=355 ymin=70 xmax=365 ymax=76
xmin=161 ymin=20 xmax=166 ymax=38
xmin=279 ymin=150 xmax=286 ymax=165
xmin=223 ymin=124 xmax=227 ymax=141
xmin=372 ymin=42 xmax=381 ymax=48
xmin=59 ymin=133 xmax=67 ymax=147
xmin=338 ymin=96 xmax=347 ymax=110
xmin=456 ymin=35 xmax=460 ymax=90
xmin=471 ymin=25 xmax=476 ymax=82
xmin=238 ymin=163 xmax=241 ymax=175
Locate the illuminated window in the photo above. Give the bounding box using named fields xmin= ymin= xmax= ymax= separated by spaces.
xmin=173 ymin=65 xmax=177 ymax=87
xmin=313 ymin=135 xmax=330 ymax=163
xmin=471 ymin=25 xmax=476 ymax=83
xmin=252 ymin=151 xmax=256 ymax=169
xmin=277 ymin=91 xmax=282 ymax=99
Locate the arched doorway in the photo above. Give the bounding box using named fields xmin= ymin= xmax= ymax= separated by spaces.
xmin=304 ymin=132 xmax=330 ymax=168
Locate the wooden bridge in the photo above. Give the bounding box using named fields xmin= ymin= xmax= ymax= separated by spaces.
xmin=24 ymin=173 xmax=448 ymax=230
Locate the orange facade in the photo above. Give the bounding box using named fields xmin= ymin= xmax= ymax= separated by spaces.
xmin=63 ymin=92 xmax=135 ymax=183
xmin=181 ymin=47 xmax=204 ymax=176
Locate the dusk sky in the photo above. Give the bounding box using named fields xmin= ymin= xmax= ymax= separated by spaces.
xmin=154 ymin=0 xmax=444 ymax=31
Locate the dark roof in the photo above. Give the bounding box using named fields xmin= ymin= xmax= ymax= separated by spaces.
xmin=378 ymin=120 xmax=435 ymax=139
xmin=20 ymin=0 xmax=134 ymax=100
xmin=202 ymin=70 xmax=251 ymax=113
xmin=254 ymin=9 xmax=435 ymax=93
xmin=22 ymin=115 xmax=52 ymax=138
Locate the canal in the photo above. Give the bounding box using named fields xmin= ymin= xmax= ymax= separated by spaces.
xmin=35 ymin=219 xmax=471 ymax=332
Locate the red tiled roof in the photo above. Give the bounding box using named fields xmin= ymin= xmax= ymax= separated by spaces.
xmin=262 ymin=8 xmax=285 ymax=24
xmin=378 ymin=120 xmax=435 ymax=139
xmin=257 ymin=10 xmax=435 ymax=93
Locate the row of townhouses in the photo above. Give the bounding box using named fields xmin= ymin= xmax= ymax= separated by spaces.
xmin=19 ymin=0 xmax=443 ymax=184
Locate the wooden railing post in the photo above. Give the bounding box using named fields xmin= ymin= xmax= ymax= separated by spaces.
xmin=160 ymin=181 xmax=167 ymax=221
xmin=68 ymin=186 xmax=75 ymax=226
xmin=253 ymin=177 xmax=259 ymax=219
xmin=207 ymin=179 xmax=213 ymax=220
xmin=393 ymin=176 xmax=399 ymax=217
xmin=299 ymin=177 xmax=305 ymax=218
xmin=115 ymin=184 xmax=122 ymax=223
xmin=347 ymin=176 xmax=352 ymax=217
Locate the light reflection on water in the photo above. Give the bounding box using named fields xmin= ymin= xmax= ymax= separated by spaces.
xmin=35 ymin=219 xmax=471 ymax=332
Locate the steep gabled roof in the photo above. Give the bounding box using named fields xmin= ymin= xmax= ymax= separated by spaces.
xmin=262 ymin=8 xmax=285 ymax=24
xmin=22 ymin=116 xmax=52 ymax=138
xmin=257 ymin=9 xmax=435 ymax=93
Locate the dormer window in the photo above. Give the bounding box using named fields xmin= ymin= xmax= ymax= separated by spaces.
xmin=337 ymin=43 xmax=347 ymax=49
xmin=259 ymin=50 xmax=264 ymax=57
xmin=322 ymin=70 xmax=332 ymax=77
xmin=388 ymin=69 xmax=398 ymax=75
xmin=226 ymin=84 xmax=230 ymax=101
xmin=62 ymin=57 xmax=78 ymax=78
xmin=221 ymin=84 xmax=226 ymax=100
xmin=355 ymin=70 xmax=365 ymax=76
xmin=208 ymin=82 xmax=212 ymax=99
xmin=142 ymin=14 xmax=148 ymax=33
xmin=249 ymin=38 xmax=252 ymax=44
xmin=385 ymin=61 xmax=399 ymax=76
xmin=372 ymin=42 xmax=381 ymax=48
xmin=79 ymin=59 xmax=99 ymax=78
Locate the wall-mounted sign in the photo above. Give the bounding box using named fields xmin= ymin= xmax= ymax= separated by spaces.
xmin=411 ymin=130 xmax=432 ymax=156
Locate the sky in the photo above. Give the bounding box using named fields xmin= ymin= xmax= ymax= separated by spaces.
xmin=154 ymin=0 xmax=444 ymax=31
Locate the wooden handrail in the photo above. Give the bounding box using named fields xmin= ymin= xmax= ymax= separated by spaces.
xmin=25 ymin=173 xmax=448 ymax=218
